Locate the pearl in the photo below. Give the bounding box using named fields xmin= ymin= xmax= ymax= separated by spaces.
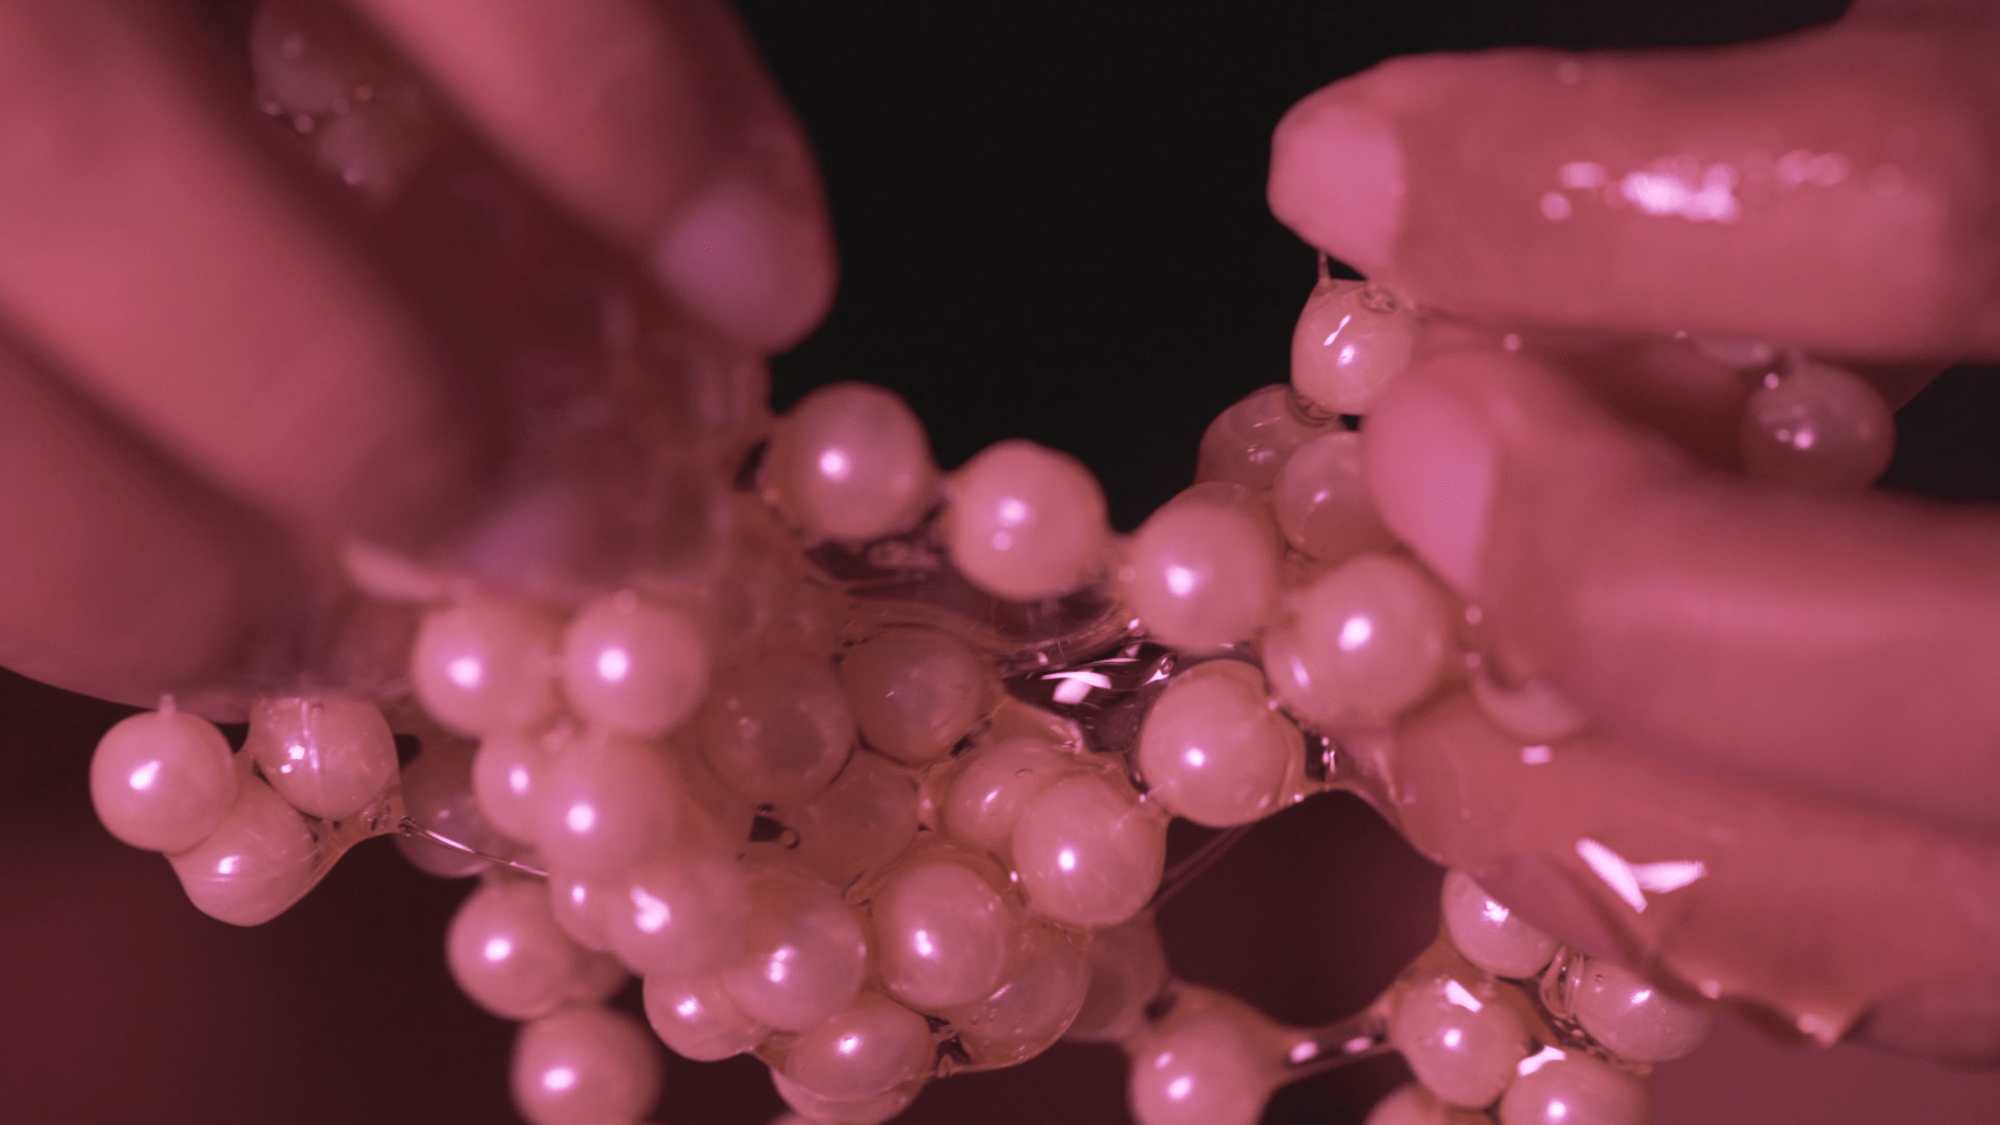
xmin=446 ymin=878 xmax=618 ymax=1020
xmin=1390 ymin=974 xmax=1530 ymax=1109
xmin=643 ymin=972 xmax=765 ymax=1062
xmin=560 ymin=593 xmax=710 ymax=737
xmin=946 ymin=439 xmax=1110 ymax=601
xmin=722 ymin=868 xmax=869 ymax=1032
xmin=244 ymin=697 xmax=398 ymax=822
xmin=1066 ymin=914 xmax=1171 ymax=1044
xmin=946 ymin=921 xmax=1090 ymax=1064
xmin=1195 ymin=385 xmax=1327 ymax=489
xmin=412 ymin=599 xmax=563 ymax=737
xmin=89 ymin=709 xmax=237 ymax=854
xmin=1273 ymin=430 xmax=1397 ymax=561
xmin=771 ymin=1070 xmax=920 ymax=1125
xmin=1497 ymin=1053 xmax=1648 ymax=1125
xmin=510 ymin=1006 xmax=661 ymax=1125
xmin=782 ymin=991 xmax=935 ymax=1101
xmin=1127 ymin=991 xmax=1284 ymax=1125
xmin=769 ymin=751 xmax=921 ymax=889
xmin=939 ymin=735 xmax=1078 ymax=864
xmin=1364 ymin=1082 xmax=1492 ymax=1125
xmin=872 ymin=856 xmax=1023 ymax=1012
xmin=1439 ymin=870 xmax=1558 ymax=980
xmin=838 ymin=627 xmax=988 ymax=766
xmin=1290 ymin=279 xmax=1419 ymax=415
xmin=168 ymin=776 xmax=321 ymax=927
xmin=1266 ymin=552 xmax=1452 ymax=724
xmin=472 ymin=727 xmax=556 ymax=845
xmin=768 ymin=382 xmax=938 ymax=541
xmin=700 ymin=658 xmax=855 ymax=805
xmin=1120 ymin=500 xmax=1280 ymax=651
xmin=394 ymin=733 xmax=511 ymax=878
xmin=1136 ymin=660 xmax=1301 ymax=829
xmin=534 ymin=734 xmax=689 ymax=879
xmin=1568 ymin=957 xmax=1715 ymax=1063
xmin=1738 ymin=360 xmax=1895 ymax=488
xmin=1012 ymin=773 xmax=1168 ymax=929
xmin=601 ymin=851 xmax=752 ymax=980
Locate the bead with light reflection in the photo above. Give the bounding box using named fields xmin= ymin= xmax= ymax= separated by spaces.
xmin=1011 ymin=773 xmax=1168 ymax=929
xmin=1274 ymin=430 xmax=1397 ymax=561
xmin=1569 ymin=957 xmax=1715 ymax=1063
xmin=838 ymin=627 xmax=987 ymax=766
xmin=446 ymin=877 xmax=619 ymax=1020
xmin=945 ymin=439 xmax=1110 ymax=601
xmin=89 ymin=709 xmax=238 ymax=854
xmin=700 ymin=658 xmax=855 ymax=805
xmin=1364 ymin=1082 xmax=1493 ymax=1125
xmin=767 ymin=381 xmax=938 ymax=541
xmin=168 ymin=776 xmax=321 ymax=926
xmin=1738 ymin=360 xmax=1894 ymax=488
xmin=1195 ymin=384 xmax=1328 ymax=489
xmin=244 ymin=697 xmax=398 ymax=821
xmin=872 ymin=856 xmax=1022 ymax=1011
xmin=561 ymin=593 xmax=709 ymax=736
xmin=783 ymin=991 xmax=935 ymax=1101
xmin=1290 ymin=279 xmax=1420 ymax=415
xmin=1136 ymin=660 xmax=1300 ymax=828
xmin=1390 ymin=974 xmax=1530 ymax=1109
xmin=770 ymin=750 xmax=921 ymax=889
xmin=643 ymin=972 xmax=766 ymax=1062
xmin=1439 ymin=870 xmax=1558 ymax=980
xmin=772 ymin=1070 xmax=920 ymax=1125
xmin=1127 ymin=990 xmax=1284 ymax=1125
xmin=946 ymin=920 xmax=1090 ymax=1064
xmin=1120 ymin=500 xmax=1280 ymax=650
xmin=722 ymin=868 xmax=869 ymax=1032
xmin=940 ymin=735 xmax=1078 ymax=864
xmin=510 ymin=1006 xmax=661 ymax=1125
xmin=412 ymin=599 xmax=563 ymax=737
xmin=533 ymin=734 xmax=686 ymax=878
xmin=1498 ymin=1052 xmax=1648 ymax=1125
xmin=472 ymin=728 xmax=555 ymax=844
xmin=601 ymin=851 xmax=752 ymax=980
xmin=546 ymin=869 xmax=615 ymax=952
xmin=1267 ymin=552 xmax=1452 ymax=723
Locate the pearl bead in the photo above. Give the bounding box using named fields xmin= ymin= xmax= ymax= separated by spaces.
xmin=1738 ymin=361 xmax=1894 ymax=488
xmin=561 ymin=593 xmax=710 ymax=737
xmin=533 ymin=734 xmax=687 ymax=879
xmin=722 ymin=868 xmax=869 ymax=1032
xmin=89 ymin=710 xmax=237 ymax=854
xmin=1266 ymin=552 xmax=1452 ymax=724
xmin=601 ymin=851 xmax=752 ymax=980
xmin=1136 ymin=661 xmax=1300 ymax=828
xmin=446 ymin=878 xmax=616 ymax=1020
xmin=510 ymin=1006 xmax=661 ymax=1125
xmin=1127 ymin=992 xmax=1283 ymax=1125
xmin=768 ymin=382 xmax=938 ymax=541
xmin=1290 ymin=279 xmax=1419 ymax=415
xmin=1120 ymin=500 xmax=1280 ymax=651
xmin=700 ymin=658 xmax=855 ymax=805
xmin=872 ymin=857 xmax=1022 ymax=1012
xmin=1569 ymin=957 xmax=1715 ymax=1063
xmin=472 ymin=728 xmax=555 ymax=844
xmin=1195 ymin=385 xmax=1327 ymax=489
xmin=946 ymin=921 xmax=1090 ymax=1064
xmin=168 ymin=777 xmax=321 ymax=926
xmin=1012 ymin=773 xmax=1167 ymax=929
xmin=546 ymin=870 xmax=615 ymax=952
xmin=412 ymin=599 xmax=563 ymax=737
xmin=1390 ymin=974 xmax=1530 ymax=1109
xmin=1273 ymin=431 xmax=1397 ymax=561
xmin=770 ymin=751 xmax=920 ymax=889
xmin=394 ymin=734 xmax=510 ymax=878
xmin=244 ymin=698 xmax=398 ymax=821
xmin=946 ymin=439 xmax=1110 ymax=601
xmin=1439 ymin=870 xmax=1558 ymax=980
xmin=838 ymin=627 xmax=988 ymax=766
xmin=1066 ymin=914 xmax=1171 ymax=1043
xmin=772 ymin=1070 xmax=920 ymax=1125
xmin=1497 ymin=1053 xmax=1648 ymax=1125
xmin=1364 ymin=1082 xmax=1491 ymax=1125
xmin=940 ymin=735 xmax=1077 ymax=864
xmin=643 ymin=972 xmax=765 ymax=1062
xmin=783 ymin=991 xmax=935 ymax=1101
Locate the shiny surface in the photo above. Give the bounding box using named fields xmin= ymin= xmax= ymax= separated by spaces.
xmin=768 ymin=382 xmax=937 ymax=542
xmin=533 ymin=734 xmax=686 ymax=878
xmin=1439 ymin=869 xmax=1558 ymax=980
xmin=939 ymin=735 xmax=1077 ymax=864
xmin=872 ymin=857 xmax=1022 ymax=1011
xmin=1195 ymin=385 xmax=1330 ymax=490
xmin=602 ymin=851 xmax=752 ymax=980
xmin=244 ymin=697 xmax=398 ymax=821
xmin=411 ymin=600 xmax=563 ymax=737
xmin=782 ymin=991 xmax=934 ymax=1100
xmin=1289 ymin=279 xmax=1420 ymax=415
xmin=1569 ymin=956 xmax=1716 ymax=1063
xmin=1127 ymin=990 xmax=1283 ymax=1125
xmin=1273 ymin=430 xmax=1398 ymax=562
xmin=1268 ymin=552 xmax=1453 ymax=723
xmin=560 ymin=593 xmax=710 ymax=736
xmin=946 ymin=439 xmax=1110 ymax=601
xmin=1389 ymin=974 xmax=1530 ymax=1110
xmin=722 ymin=868 xmax=869 ymax=1032
xmin=838 ymin=627 xmax=987 ymax=766
xmin=168 ymin=776 xmax=320 ymax=926
xmin=945 ymin=920 xmax=1090 ymax=1065
xmin=89 ymin=709 xmax=237 ymax=854
xmin=1497 ymin=1053 xmax=1649 ymax=1125
xmin=509 ymin=1006 xmax=662 ymax=1125
xmin=1011 ymin=773 xmax=1168 ymax=928
xmin=1135 ymin=661 xmax=1301 ymax=828
xmin=445 ymin=877 xmax=613 ymax=1020
xmin=1120 ymin=500 xmax=1280 ymax=650
xmin=642 ymin=972 xmax=766 ymax=1062
xmin=1738 ymin=360 xmax=1895 ymax=487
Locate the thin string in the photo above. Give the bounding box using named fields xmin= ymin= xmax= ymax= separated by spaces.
xmin=1279 ymin=1008 xmax=1394 ymax=1082
xmin=396 ymin=817 xmax=548 ymax=878
xmin=1150 ymin=823 xmax=1253 ymax=909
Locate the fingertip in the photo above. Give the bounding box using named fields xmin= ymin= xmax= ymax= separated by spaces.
xmin=1361 ymin=360 xmax=1499 ymax=595
xmin=1268 ymin=83 xmax=1406 ymax=278
xmin=654 ymin=165 xmax=837 ymax=354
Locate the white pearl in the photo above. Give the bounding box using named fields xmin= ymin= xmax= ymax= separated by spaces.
xmin=1136 ymin=661 xmax=1300 ymax=828
xmin=168 ymin=776 xmax=320 ymax=926
xmin=1012 ymin=773 xmax=1168 ymax=929
xmin=947 ymin=921 xmax=1090 ymax=1064
xmin=700 ymin=658 xmax=855 ymax=805
xmin=1066 ymin=914 xmax=1171 ymax=1043
xmin=768 ymin=382 xmax=938 ymax=541
xmin=509 ymin=1006 xmax=661 ymax=1125
xmin=560 ymin=594 xmax=710 ymax=737
xmin=1569 ymin=957 xmax=1715 ymax=1063
xmin=1364 ymin=1082 xmax=1492 ymax=1125
xmin=89 ymin=709 xmax=237 ymax=854
xmin=772 ymin=1070 xmax=920 ymax=1125
xmin=872 ymin=857 xmax=1022 ymax=1012
xmin=412 ymin=599 xmax=562 ymax=737
xmin=1738 ymin=360 xmax=1894 ymax=488
xmin=446 ymin=878 xmax=616 ymax=1020
xmin=1439 ymin=870 xmax=1558 ymax=980
xmin=722 ymin=868 xmax=869 ymax=1032
xmin=1273 ymin=430 xmax=1398 ymax=561
xmin=1267 ymin=552 xmax=1452 ymax=724
xmin=838 ymin=627 xmax=988 ymax=766
xmin=946 ymin=439 xmax=1110 ymax=601
xmin=940 ymin=735 xmax=1078 ymax=864
xmin=1498 ymin=1053 xmax=1648 ymax=1125
xmin=1127 ymin=992 xmax=1283 ymax=1125
xmin=1120 ymin=500 xmax=1280 ymax=651
xmin=643 ymin=972 xmax=764 ymax=1062
xmin=1390 ymin=974 xmax=1530 ymax=1109
xmin=783 ymin=991 xmax=935 ymax=1101
xmin=1195 ymin=384 xmax=1327 ymax=489
xmin=1290 ymin=279 xmax=1419 ymax=415
xmin=601 ymin=851 xmax=752 ymax=980
xmin=770 ymin=751 xmax=921 ymax=889
xmin=244 ymin=698 xmax=398 ymax=821
xmin=472 ymin=728 xmax=553 ymax=845
xmin=533 ymin=734 xmax=687 ymax=879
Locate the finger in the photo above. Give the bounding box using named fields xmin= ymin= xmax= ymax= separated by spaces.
xmin=346 ymin=0 xmax=835 ymax=352
xmin=1391 ymin=693 xmax=2000 ymax=1065
xmin=0 ymin=3 xmax=494 ymax=555
xmin=1268 ymin=17 xmax=2000 ymax=360
xmin=1362 ymin=346 xmax=2000 ymax=832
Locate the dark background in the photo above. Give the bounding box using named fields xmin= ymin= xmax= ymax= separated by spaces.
xmin=4 ymin=2 xmax=2000 ymax=1123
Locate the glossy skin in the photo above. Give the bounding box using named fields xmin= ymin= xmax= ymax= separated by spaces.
xmin=3 ymin=2 xmax=2000 ymax=1120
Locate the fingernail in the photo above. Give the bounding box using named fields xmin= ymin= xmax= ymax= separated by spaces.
xmin=1361 ymin=379 xmax=1496 ymax=595
xmin=654 ymin=172 xmax=835 ymax=353
xmin=1268 ymin=92 xmax=1405 ymax=276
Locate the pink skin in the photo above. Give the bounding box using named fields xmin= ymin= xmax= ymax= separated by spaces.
xmin=0 ymin=0 xmax=833 ymax=709
xmin=1272 ymin=1 xmax=2000 ymax=1059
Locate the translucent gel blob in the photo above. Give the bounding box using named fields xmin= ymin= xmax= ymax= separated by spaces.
xmin=1126 ymin=989 xmax=1286 ymax=1125
xmin=446 ymin=877 xmax=618 ymax=1020
xmin=1135 ymin=661 xmax=1301 ymax=829
xmin=90 ymin=709 xmax=238 ymax=854
xmin=1066 ymin=913 xmax=1171 ymax=1044
xmin=601 ymin=851 xmax=753 ymax=980
xmin=945 ymin=439 xmax=1111 ymax=602
xmin=768 ymin=751 xmax=920 ymax=890
xmin=700 ymin=658 xmax=856 ymax=805
xmin=1738 ymin=360 xmax=1895 ymax=488
xmin=1389 ymin=973 xmax=1531 ymax=1110
xmin=768 ymin=382 xmax=938 ymax=542
xmin=1439 ymin=869 xmax=1558 ymax=980
xmin=838 ymin=627 xmax=988 ymax=766
xmin=722 ymin=868 xmax=870 ymax=1032
xmin=533 ymin=734 xmax=688 ymax=879
xmin=1273 ymin=430 xmax=1398 ymax=562
xmin=1364 ymin=1082 xmax=1492 ymax=1125
xmin=1119 ymin=500 xmax=1280 ymax=651
xmin=1496 ymin=1053 xmax=1648 ymax=1125
xmin=1266 ymin=552 xmax=1452 ymax=724
xmin=510 ymin=1006 xmax=661 ymax=1125
xmin=1195 ymin=384 xmax=1329 ymax=489
xmin=168 ymin=775 xmax=322 ymax=926
xmin=1565 ymin=956 xmax=1715 ymax=1063
xmin=783 ymin=991 xmax=935 ymax=1101
xmin=560 ymin=593 xmax=710 ymax=737
xmin=643 ymin=972 xmax=766 ymax=1062
xmin=412 ymin=599 xmax=563 ymax=737
xmin=940 ymin=735 xmax=1080 ymax=865
xmin=946 ymin=920 xmax=1090 ymax=1066
xmin=244 ymin=698 xmax=399 ymax=822
xmin=871 ymin=856 xmax=1023 ymax=1012
xmin=1290 ymin=279 xmax=1420 ymax=415
xmin=1012 ymin=773 xmax=1168 ymax=929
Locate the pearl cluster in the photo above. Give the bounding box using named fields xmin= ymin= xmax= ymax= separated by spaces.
xmin=83 ymin=4 xmax=1905 ymax=1124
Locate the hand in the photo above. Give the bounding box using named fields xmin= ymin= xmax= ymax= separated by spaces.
xmin=0 ymin=0 xmax=832 ymax=713
xmin=1269 ymin=0 xmax=2000 ymax=1063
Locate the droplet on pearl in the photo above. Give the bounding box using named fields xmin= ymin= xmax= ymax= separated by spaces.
xmin=168 ymin=776 xmax=322 ymax=926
